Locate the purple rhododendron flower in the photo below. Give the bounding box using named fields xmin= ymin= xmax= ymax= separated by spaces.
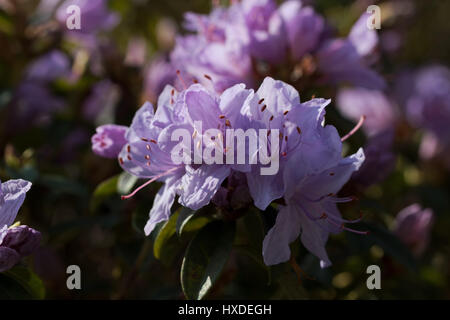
xmin=241 ymin=77 xmax=333 ymax=210
xmin=117 ymin=90 xmax=186 ymax=235
xmin=316 ymin=38 xmax=385 ymax=90
xmin=25 ymin=50 xmax=71 ymax=83
xmin=0 ymin=179 xmax=40 ymax=273
xmin=261 ymin=88 xmax=366 ymax=266
xmin=337 ymin=88 xmax=397 ymax=136
xmin=118 ymin=81 xmax=254 ymax=234
xmin=171 ymin=5 xmax=253 ymax=93
xmin=143 ymin=56 xmax=176 ymax=103
xmin=170 ymin=2 xmax=384 ymax=93
xmin=10 ymin=81 xmax=65 ymax=128
xmin=92 ymin=124 xmax=128 ymax=159
xmin=350 ymin=130 xmax=396 ymax=189
xmin=348 ymin=12 xmax=379 ymax=59
xmin=279 ymin=0 xmax=324 ymax=61
xmin=83 ymin=80 xmax=120 ymax=122
xmin=116 ymin=77 xmax=366 ymax=267
xmin=1 ymin=225 xmax=41 ymax=257
xmin=242 ymin=0 xmax=287 ymax=64
xmin=0 ymin=179 xmax=31 ymax=228
xmin=404 ymin=66 xmax=450 ymax=146
xmin=394 ymin=204 xmax=434 ymax=256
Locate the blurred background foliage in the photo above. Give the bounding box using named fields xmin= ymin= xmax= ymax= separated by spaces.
xmin=0 ymin=0 xmax=449 ymax=299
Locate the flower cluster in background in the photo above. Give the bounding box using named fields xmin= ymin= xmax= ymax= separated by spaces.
xmin=0 ymin=0 xmax=449 ymax=300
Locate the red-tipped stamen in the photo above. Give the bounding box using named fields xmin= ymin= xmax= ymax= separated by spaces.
xmin=324 ymin=216 xmax=368 ymax=234
xmin=341 ymin=115 xmax=366 ymax=142
xmin=326 ymin=212 xmax=364 ymax=224
xmin=121 ymin=167 xmax=179 ymax=200
xmin=176 ymin=70 xmax=187 ymax=90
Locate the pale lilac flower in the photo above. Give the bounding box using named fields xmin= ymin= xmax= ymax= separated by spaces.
xmin=396 ymin=66 xmax=450 ymax=165
xmin=83 ymin=80 xmax=120 ymax=122
xmin=25 ymin=50 xmax=71 ymax=83
xmin=316 ymin=38 xmax=385 ymax=89
xmin=0 ymin=180 xmax=31 ymax=229
xmin=119 ymin=81 xmax=254 ymax=234
xmin=155 ymin=83 xmax=252 ymax=210
xmin=10 ymin=82 xmax=65 ymax=128
xmin=279 ymin=0 xmax=324 ymax=61
xmin=242 ymin=0 xmax=287 ymax=64
xmin=241 ymin=77 xmax=339 ymax=211
xmin=348 ymin=12 xmax=379 ymax=59
xmin=263 ymin=147 xmax=365 ymax=267
xmin=118 ymin=88 xmax=186 ymax=235
xmin=405 ymin=66 xmax=450 ymax=144
xmin=337 ymin=88 xmax=397 ymax=136
xmin=394 ymin=204 xmax=434 ymax=256
xmin=250 ymin=79 xmax=367 ymax=266
xmin=350 ymin=130 xmax=396 ymax=188
xmin=91 ymin=124 xmax=128 ymax=159
xmin=171 ymin=5 xmax=253 ymax=93
xmin=0 ymin=179 xmax=40 ymax=273
xmin=143 ymin=56 xmax=176 ymax=103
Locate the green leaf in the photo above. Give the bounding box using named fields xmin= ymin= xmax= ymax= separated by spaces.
xmin=39 ymin=174 xmax=87 ymax=197
xmin=90 ymin=175 xmax=119 ymax=211
xmin=153 ymin=210 xmax=181 ymax=266
xmin=241 ymin=209 xmax=265 ymax=253
xmin=176 ymin=207 xmax=212 ymax=236
xmin=362 ymin=222 xmax=418 ymax=271
xmin=235 ymin=209 xmax=270 ymax=284
xmin=181 ymin=220 xmax=236 ymax=300
xmin=0 ymin=266 xmax=46 ymax=300
xmin=117 ymin=172 xmax=138 ymax=195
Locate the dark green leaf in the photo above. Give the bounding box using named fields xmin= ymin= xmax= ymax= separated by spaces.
xmin=90 ymin=175 xmax=119 ymax=211
xmin=176 ymin=207 xmax=212 ymax=236
xmin=181 ymin=220 xmax=235 ymax=300
xmin=0 ymin=266 xmax=46 ymax=300
xmin=153 ymin=210 xmax=181 ymax=266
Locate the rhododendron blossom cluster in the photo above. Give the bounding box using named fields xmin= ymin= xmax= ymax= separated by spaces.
xmin=93 ymin=76 xmax=366 ymax=266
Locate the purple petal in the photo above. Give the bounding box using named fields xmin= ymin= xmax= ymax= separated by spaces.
xmin=144 ymin=175 xmax=182 ymax=236
xmin=298 ymin=148 xmax=365 ymax=200
xmin=0 ymin=179 xmax=32 ymax=228
xmin=262 ymin=205 xmax=301 ymax=265
xmin=246 ymin=165 xmax=284 ymax=210
xmin=179 ymin=165 xmax=231 ymax=210
xmin=1 ymin=225 xmax=41 ymax=256
xmin=279 ymin=2 xmax=324 ymax=60
xmin=297 ymin=201 xmax=332 ymax=267
xmin=348 ymin=12 xmax=378 ymax=58
xmin=337 ymin=88 xmax=396 ymax=136
xmin=91 ymin=124 xmax=128 ymax=159
xmin=317 ymin=39 xmax=385 ymax=89
xmin=0 ymin=246 xmax=20 ymax=272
